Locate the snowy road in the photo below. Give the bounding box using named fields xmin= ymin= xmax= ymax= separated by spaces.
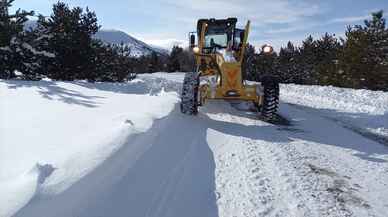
xmin=1 ymin=73 xmax=388 ymax=217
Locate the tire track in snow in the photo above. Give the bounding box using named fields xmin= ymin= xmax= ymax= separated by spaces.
xmin=204 ymin=101 xmax=382 ymax=217
xmin=276 ymin=103 xmax=388 ymax=217
xmin=205 ymin=105 xmax=307 ymax=217
xmin=266 ymin=141 xmax=353 ymax=217
xmin=148 ymin=75 xmax=388 ymax=216
xmin=245 ymin=139 xmax=313 ymax=217
xmin=210 ymin=132 xmax=287 ymax=217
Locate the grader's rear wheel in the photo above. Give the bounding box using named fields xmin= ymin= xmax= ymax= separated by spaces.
xmin=260 ymin=76 xmax=279 ymax=120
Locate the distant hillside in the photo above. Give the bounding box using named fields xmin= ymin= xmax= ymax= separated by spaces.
xmin=23 ymin=20 xmax=168 ymax=57
xmin=23 ymin=20 xmax=37 ymax=30
xmin=94 ymin=30 xmax=168 ymax=57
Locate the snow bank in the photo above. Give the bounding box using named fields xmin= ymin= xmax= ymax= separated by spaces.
xmin=0 ymin=78 xmax=179 ymax=217
xmin=281 ymin=84 xmax=388 ymax=142
xmin=140 ymin=72 xmax=186 ymax=84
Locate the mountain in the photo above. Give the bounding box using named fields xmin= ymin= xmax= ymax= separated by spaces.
xmin=23 ymin=20 xmax=38 ymax=30
xmin=93 ymin=30 xmax=169 ymax=57
xmin=23 ymin=20 xmax=168 ymax=57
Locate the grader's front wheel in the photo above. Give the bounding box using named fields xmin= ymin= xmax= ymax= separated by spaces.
xmin=180 ymin=72 xmax=199 ymax=115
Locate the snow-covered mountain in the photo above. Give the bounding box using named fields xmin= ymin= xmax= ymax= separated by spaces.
xmin=23 ymin=20 xmax=168 ymax=57
xmin=94 ymin=30 xmax=168 ymax=57
xmin=23 ymin=20 xmax=38 ymax=30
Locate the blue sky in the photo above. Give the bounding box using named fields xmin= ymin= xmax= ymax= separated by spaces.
xmin=12 ymin=0 xmax=388 ymax=50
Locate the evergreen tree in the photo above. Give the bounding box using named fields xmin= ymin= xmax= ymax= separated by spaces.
xmin=148 ymin=51 xmax=160 ymax=73
xmin=255 ymin=47 xmax=278 ymax=81
xmin=38 ymin=2 xmax=99 ymax=81
xmin=298 ymin=35 xmax=317 ymax=84
xmin=314 ymin=33 xmax=342 ymax=86
xmin=91 ymin=41 xmax=133 ymax=82
xmin=278 ymin=41 xmax=298 ymax=83
xmin=167 ymin=45 xmax=183 ymax=72
xmin=179 ymin=48 xmax=195 ymax=72
xmin=0 ymin=0 xmax=34 ymax=79
xmin=242 ymin=43 xmax=257 ymax=80
xmin=339 ymin=11 xmax=388 ymax=90
xmin=16 ymin=28 xmax=54 ymax=80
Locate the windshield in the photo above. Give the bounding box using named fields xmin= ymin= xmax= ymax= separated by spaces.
xmin=234 ymin=30 xmax=242 ymax=46
xmin=204 ymin=33 xmax=228 ymax=48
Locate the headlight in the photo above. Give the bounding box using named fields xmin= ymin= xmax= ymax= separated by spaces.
xmin=193 ymin=46 xmax=200 ymax=53
xmin=262 ymin=45 xmax=273 ymax=54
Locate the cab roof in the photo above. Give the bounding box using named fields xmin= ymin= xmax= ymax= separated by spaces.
xmin=197 ymin=18 xmax=238 ymax=33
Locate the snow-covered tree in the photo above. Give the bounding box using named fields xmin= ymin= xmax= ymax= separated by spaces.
xmin=0 ymin=0 xmax=33 ymax=79
xmin=90 ymin=41 xmax=134 ymax=82
xmin=38 ymin=2 xmax=99 ymax=81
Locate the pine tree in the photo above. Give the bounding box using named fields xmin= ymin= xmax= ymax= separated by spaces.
xmin=339 ymin=10 xmax=388 ymax=90
xmin=255 ymin=47 xmax=278 ymax=81
xmin=314 ymin=33 xmax=342 ymax=86
xmin=148 ymin=51 xmax=160 ymax=73
xmin=179 ymin=48 xmax=195 ymax=72
xmin=38 ymin=2 xmax=99 ymax=81
xmin=167 ymin=45 xmax=183 ymax=72
xmin=91 ymin=41 xmax=133 ymax=82
xmin=278 ymin=41 xmax=298 ymax=83
xmin=298 ymin=35 xmax=317 ymax=84
xmin=0 ymin=0 xmax=34 ymax=79
xmin=242 ymin=43 xmax=257 ymax=80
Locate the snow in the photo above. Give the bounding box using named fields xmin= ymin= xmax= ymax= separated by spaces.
xmin=21 ymin=43 xmax=55 ymax=58
xmin=281 ymin=84 xmax=388 ymax=142
xmin=1 ymin=73 xmax=388 ymax=217
xmin=0 ymin=46 xmax=11 ymax=52
xmin=0 ymin=78 xmax=178 ymax=217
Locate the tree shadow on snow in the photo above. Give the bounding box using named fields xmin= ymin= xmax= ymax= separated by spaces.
xmin=3 ymin=78 xmax=179 ymax=108
xmin=4 ymin=80 xmax=105 ymax=108
xmin=202 ymin=101 xmax=388 ymax=163
xmin=285 ymin=103 xmax=388 ymax=147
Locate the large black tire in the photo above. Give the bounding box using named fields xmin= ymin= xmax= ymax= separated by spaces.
xmin=260 ymin=76 xmax=279 ymax=120
xmin=180 ymin=72 xmax=199 ymax=115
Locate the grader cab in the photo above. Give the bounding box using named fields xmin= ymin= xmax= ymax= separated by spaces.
xmin=180 ymin=18 xmax=279 ymax=120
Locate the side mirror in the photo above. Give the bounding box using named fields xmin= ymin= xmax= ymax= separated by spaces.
xmin=190 ymin=34 xmax=196 ymax=48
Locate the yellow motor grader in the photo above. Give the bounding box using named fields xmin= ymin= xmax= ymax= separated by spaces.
xmin=180 ymin=18 xmax=279 ymax=120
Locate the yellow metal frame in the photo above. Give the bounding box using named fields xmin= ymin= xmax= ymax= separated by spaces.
xmin=194 ymin=20 xmax=262 ymax=106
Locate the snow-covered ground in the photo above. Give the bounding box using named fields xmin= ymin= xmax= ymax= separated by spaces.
xmin=1 ymin=73 xmax=388 ymax=217
xmin=281 ymin=84 xmax=388 ymax=144
xmin=0 ymin=78 xmax=178 ymax=217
